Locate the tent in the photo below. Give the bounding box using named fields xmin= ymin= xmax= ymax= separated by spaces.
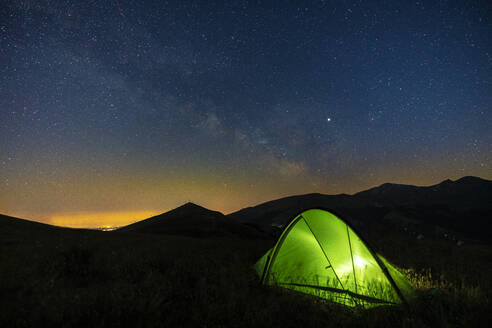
xmin=255 ymin=209 xmax=415 ymax=307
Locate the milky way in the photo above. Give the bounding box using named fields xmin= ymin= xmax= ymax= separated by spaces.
xmin=1 ymin=1 xmax=490 ymax=227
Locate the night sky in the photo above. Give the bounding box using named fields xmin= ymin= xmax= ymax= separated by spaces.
xmin=1 ymin=0 xmax=490 ymax=228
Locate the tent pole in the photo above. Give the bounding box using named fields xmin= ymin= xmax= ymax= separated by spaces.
xmin=302 ymin=216 xmax=357 ymax=306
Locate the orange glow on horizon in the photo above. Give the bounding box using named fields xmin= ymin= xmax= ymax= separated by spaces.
xmin=47 ymin=210 xmax=161 ymax=229
xmin=2 ymin=163 xmax=490 ymax=229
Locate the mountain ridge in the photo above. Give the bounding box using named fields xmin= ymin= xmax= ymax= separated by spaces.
xmin=117 ymin=201 xmax=263 ymax=238
xmin=2 ymin=176 xmax=490 ymax=241
xmin=226 ymin=176 xmax=492 ymax=242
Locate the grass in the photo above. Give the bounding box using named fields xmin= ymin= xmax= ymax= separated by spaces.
xmin=1 ymin=222 xmax=491 ymax=327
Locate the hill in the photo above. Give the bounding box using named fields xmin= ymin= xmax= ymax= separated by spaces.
xmin=227 ymin=176 xmax=492 ymax=242
xmin=0 ymin=213 xmax=66 ymax=237
xmin=117 ymin=202 xmax=264 ymax=238
xmin=353 ymin=176 xmax=492 ymax=210
xmin=1 ymin=180 xmax=492 ymax=327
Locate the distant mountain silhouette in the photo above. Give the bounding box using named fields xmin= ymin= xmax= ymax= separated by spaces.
xmin=353 ymin=176 xmax=491 ymax=210
xmin=2 ymin=176 xmax=490 ymax=241
xmin=117 ymin=202 xmax=264 ymax=238
xmin=227 ymin=176 xmax=492 ymax=242
xmin=0 ymin=213 xmax=61 ymax=233
xmin=0 ymin=213 xmax=74 ymax=244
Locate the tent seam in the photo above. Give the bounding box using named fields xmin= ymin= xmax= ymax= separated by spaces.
xmin=300 ymin=215 xmax=357 ymax=306
xmin=347 ymin=225 xmax=358 ymax=296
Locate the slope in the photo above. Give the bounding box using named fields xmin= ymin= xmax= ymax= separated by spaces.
xmin=118 ymin=202 xmax=264 ymax=238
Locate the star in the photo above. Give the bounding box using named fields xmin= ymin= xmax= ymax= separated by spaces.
xmin=0 ymin=0 xmax=489 ymax=227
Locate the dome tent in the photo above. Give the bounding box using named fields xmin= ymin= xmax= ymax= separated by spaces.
xmin=255 ymin=209 xmax=415 ymax=308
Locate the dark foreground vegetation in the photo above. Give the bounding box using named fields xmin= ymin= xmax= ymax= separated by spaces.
xmin=1 ymin=215 xmax=491 ymax=328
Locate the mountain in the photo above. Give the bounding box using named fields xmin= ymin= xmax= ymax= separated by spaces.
xmin=227 ymin=176 xmax=492 ymax=242
xmin=3 ymin=176 xmax=490 ymax=241
xmin=0 ymin=213 xmax=61 ymax=233
xmin=117 ymin=202 xmax=264 ymax=238
xmin=228 ymin=193 xmax=366 ymax=226
xmin=353 ymin=176 xmax=492 ymax=210
xmin=0 ymin=213 xmax=75 ymax=246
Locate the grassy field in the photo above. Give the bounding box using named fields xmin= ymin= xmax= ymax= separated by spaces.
xmin=1 ymin=220 xmax=491 ymax=327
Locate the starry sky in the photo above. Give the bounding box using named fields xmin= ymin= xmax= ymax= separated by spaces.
xmin=1 ymin=0 xmax=491 ymax=228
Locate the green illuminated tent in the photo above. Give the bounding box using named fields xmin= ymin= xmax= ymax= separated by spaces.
xmin=255 ymin=209 xmax=415 ymax=307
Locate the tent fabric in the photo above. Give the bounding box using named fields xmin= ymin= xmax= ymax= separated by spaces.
xmin=255 ymin=209 xmax=415 ymax=307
